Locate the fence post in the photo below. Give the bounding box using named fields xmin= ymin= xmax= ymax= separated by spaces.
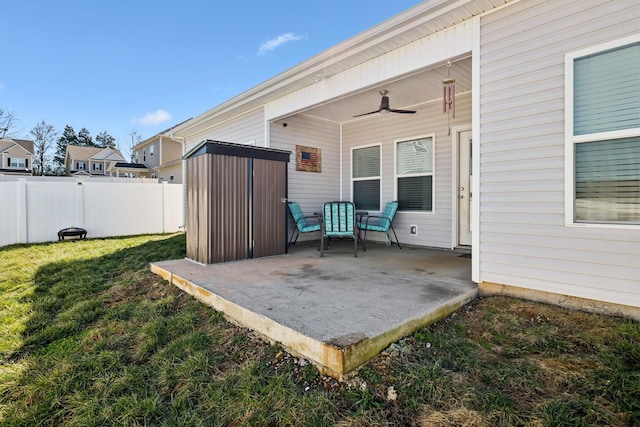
xmin=75 ymin=179 xmax=84 ymax=227
xmin=17 ymin=178 xmax=28 ymax=243
xmin=161 ymin=181 xmax=167 ymax=233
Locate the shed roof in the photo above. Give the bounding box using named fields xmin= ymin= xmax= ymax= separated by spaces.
xmin=183 ymin=140 xmax=291 ymax=163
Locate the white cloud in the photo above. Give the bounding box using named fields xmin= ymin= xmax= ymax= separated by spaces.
xmin=131 ymin=109 xmax=172 ymax=126
xmin=258 ymin=33 xmax=304 ymax=56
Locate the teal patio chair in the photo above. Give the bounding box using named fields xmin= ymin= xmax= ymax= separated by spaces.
xmin=357 ymin=201 xmax=402 ymax=252
xmin=320 ymin=201 xmax=358 ymax=257
xmin=287 ymin=201 xmax=321 ymax=252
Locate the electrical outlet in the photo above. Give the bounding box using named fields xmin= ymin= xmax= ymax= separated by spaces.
xmin=410 ymin=225 xmax=418 ymax=236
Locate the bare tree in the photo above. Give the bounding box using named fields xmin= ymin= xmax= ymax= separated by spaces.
xmin=30 ymin=120 xmax=58 ymax=176
xmin=0 ymin=109 xmax=18 ymax=138
xmin=128 ymin=130 xmax=142 ymax=162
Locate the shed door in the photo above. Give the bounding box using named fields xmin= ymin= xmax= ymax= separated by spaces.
xmin=252 ymin=158 xmax=287 ymax=258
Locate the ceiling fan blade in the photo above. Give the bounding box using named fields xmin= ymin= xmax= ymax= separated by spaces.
xmin=353 ymin=110 xmax=381 ymax=118
xmin=353 ymin=90 xmax=416 ymax=117
xmin=389 ymin=109 xmax=416 ymax=114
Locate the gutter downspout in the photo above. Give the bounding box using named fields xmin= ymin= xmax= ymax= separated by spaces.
xmin=171 ymin=134 xmax=187 ymax=230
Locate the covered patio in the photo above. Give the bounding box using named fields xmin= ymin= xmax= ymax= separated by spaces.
xmin=151 ymin=241 xmax=475 ymax=379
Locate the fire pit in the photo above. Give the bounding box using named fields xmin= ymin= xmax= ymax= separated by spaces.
xmin=58 ymin=227 xmax=87 ymax=241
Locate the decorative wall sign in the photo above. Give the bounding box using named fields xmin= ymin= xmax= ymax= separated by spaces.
xmin=296 ymin=145 xmax=321 ymax=172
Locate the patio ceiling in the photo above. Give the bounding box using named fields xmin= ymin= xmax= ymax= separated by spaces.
xmin=293 ymin=56 xmax=472 ymax=124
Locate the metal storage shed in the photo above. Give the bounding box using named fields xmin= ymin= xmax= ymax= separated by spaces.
xmin=183 ymin=140 xmax=291 ymax=264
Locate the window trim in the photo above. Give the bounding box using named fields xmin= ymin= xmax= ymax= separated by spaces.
xmin=351 ymin=143 xmax=382 ymax=211
xmin=394 ymin=134 xmax=436 ymax=214
xmin=564 ymin=33 xmax=640 ymax=228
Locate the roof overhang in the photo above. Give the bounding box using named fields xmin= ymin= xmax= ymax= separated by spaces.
xmin=155 ymin=159 xmax=182 ymax=170
xmin=108 ymin=162 xmax=150 ymax=173
xmin=168 ymin=0 xmax=511 ymax=139
xmin=0 ymin=138 xmax=33 ymax=155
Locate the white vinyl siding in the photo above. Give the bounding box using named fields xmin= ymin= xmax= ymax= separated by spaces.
xmin=271 ymin=115 xmax=340 ymax=208
xmin=566 ymin=36 xmax=640 ymax=225
xmin=270 ymin=115 xmax=341 ymax=241
xmin=183 ymin=108 xmax=266 ymax=154
xmin=479 ymin=0 xmax=640 ymax=307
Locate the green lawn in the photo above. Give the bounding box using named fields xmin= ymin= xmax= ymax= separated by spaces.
xmin=0 ymin=234 xmax=638 ymax=426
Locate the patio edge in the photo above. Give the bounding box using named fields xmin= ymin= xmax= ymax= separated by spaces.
xmin=150 ymin=261 xmax=478 ymax=379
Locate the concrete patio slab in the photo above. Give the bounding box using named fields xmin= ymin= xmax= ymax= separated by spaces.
xmin=150 ymin=242 xmax=476 ymax=379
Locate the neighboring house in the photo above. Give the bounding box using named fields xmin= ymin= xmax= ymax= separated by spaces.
xmin=0 ymin=137 xmax=34 ymax=176
xmin=167 ymin=1 xmax=639 ymax=318
xmin=65 ymin=145 xmax=127 ymax=176
xmin=132 ymin=129 xmax=184 ymax=183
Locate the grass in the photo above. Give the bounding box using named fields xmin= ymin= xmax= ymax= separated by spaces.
xmin=0 ymin=233 xmax=638 ymax=426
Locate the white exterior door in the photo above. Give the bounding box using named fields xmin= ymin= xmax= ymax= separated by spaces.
xmin=458 ymin=130 xmax=472 ymax=246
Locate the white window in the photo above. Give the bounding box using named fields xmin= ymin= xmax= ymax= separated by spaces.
xmin=143 ymin=149 xmax=146 ymax=162
xmin=92 ymin=163 xmax=102 ymax=171
xmin=566 ymin=35 xmax=640 ymax=225
xmin=352 ymin=145 xmax=381 ymax=211
xmin=77 ymin=162 xmax=85 ymax=170
xmin=395 ymin=136 xmax=435 ymax=211
xmin=9 ymin=158 xmax=27 ymax=168
xmin=150 ymin=145 xmax=154 ymax=156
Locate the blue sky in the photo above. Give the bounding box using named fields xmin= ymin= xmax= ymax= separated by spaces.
xmin=2 ymin=0 xmax=422 ymax=154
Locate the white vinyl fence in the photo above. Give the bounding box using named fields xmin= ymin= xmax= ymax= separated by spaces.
xmin=0 ymin=177 xmax=184 ymax=247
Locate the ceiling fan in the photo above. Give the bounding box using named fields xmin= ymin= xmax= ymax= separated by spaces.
xmin=353 ymin=90 xmax=416 ymax=117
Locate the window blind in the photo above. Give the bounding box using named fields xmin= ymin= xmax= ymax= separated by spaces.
xmin=575 ymin=137 xmax=640 ymax=223
xmin=353 ymin=180 xmax=380 ymax=211
xmin=353 ymin=146 xmax=380 ymax=178
xmin=574 ymin=42 xmax=640 ymax=135
xmin=398 ymin=176 xmax=433 ymax=211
